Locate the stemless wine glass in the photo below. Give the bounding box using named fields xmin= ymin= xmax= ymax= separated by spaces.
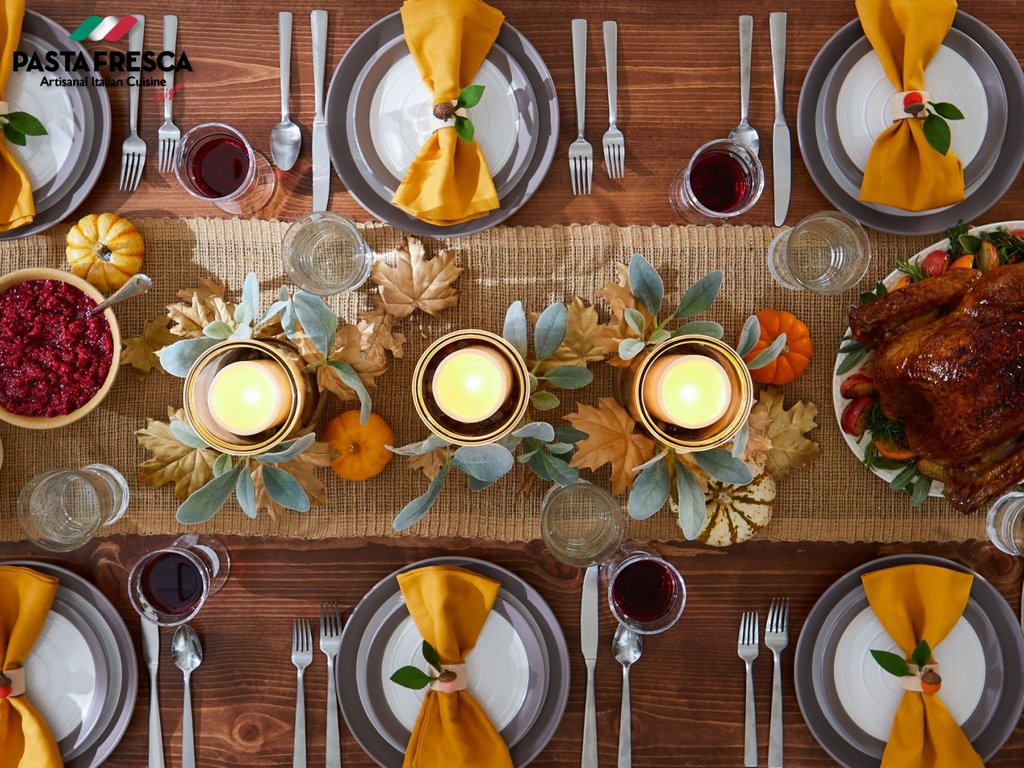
xmin=128 ymin=534 xmax=231 ymax=627
xmin=281 ymin=211 xmax=373 ymax=295
xmin=174 ymin=122 xmax=276 ymax=215
xmin=988 ymin=492 xmax=1024 ymax=556
xmin=767 ymin=211 xmax=871 ymax=294
xmin=606 ymin=550 xmax=686 ymax=635
xmin=17 ymin=464 xmax=130 ymax=552
xmin=540 ymin=480 xmax=625 ymax=567
xmin=670 ymin=138 xmax=764 ymax=224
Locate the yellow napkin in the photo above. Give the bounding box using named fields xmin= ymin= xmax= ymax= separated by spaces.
xmin=0 ymin=565 xmax=63 ymax=768
xmin=856 ymin=0 xmax=965 ymax=211
xmin=397 ymin=565 xmax=513 ymax=768
xmin=0 ymin=0 xmax=34 ymax=233
xmin=862 ymin=564 xmax=983 ymax=768
xmin=391 ymin=0 xmax=503 ymax=226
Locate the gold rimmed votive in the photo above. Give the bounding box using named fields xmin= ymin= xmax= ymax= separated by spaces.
xmin=412 ymin=329 xmax=531 ymax=447
xmin=619 ymin=335 xmax=753 ymax=452
xmin=183 ymin=339 xmax=319 ymax=456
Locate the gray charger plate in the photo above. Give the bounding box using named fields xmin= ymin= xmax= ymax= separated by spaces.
xmin=326 ymin=13 xmax=558 ymax=238
xmin=794 ymin=554 xmax=1024 ymax=767
xmin=797 ymin=11 xmax=1024 ymax=235
xmin=337 ymin=556 xmax=570 ymax=767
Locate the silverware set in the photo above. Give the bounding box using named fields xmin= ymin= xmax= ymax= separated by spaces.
xmin=290 ymin=603 xmax=344 ymax=767
xmin=119 ymin=14 xmax=147 ymax=191
xmin=738 ymin=599 xmax=790 ymax=767
xmin=170 ymin=625 xmax=203 ymax=768
xmin=291 ymin=619 xmax=313 ymax=767
xmin=157 ymin=15 xmax=180 ymax=172
xmin=272 ymin=11 xmax=302 ymax=171
xmin=142 ymin=619 xmax=164 ymax=768
xmin=311 ymin=9 xmax=331 ymax=212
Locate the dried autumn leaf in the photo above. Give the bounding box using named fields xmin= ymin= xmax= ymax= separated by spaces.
xmin=749 ymin=387 xmax=820 ymax=480
xmin=566 ymin=397 xmax=656 ymax=495
xmin=137 ymin=407 xmax=219 ymax=501
xmin=372 ymin=237 xmax=463 ymax=319
xmin=251 ymin=441 xmax=334 ymax=519
xmin=177 ymin=277 xmax=226 ymax=303
xmin=592 ymin=262 xmax=655 ymax=367
xmin=167 ymin=292 xmax=235 ymax=339
xmin=742 ymin=407 xmax=774 ymax=465
xmin=530 ymin=296 xmax=604 ymax=373
xmin=297 ymin=323 xmax=389 ymax=400
xmin=121 ymin=317 xmax=176 ymax=380
xmin=357 ymin=296 xmax=407 ymax=365
xmin=407 ymin=447 xmax=447 ymax=480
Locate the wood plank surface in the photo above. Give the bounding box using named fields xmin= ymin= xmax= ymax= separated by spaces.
xmin=0 ymin=536 xmax=1021 ymax=766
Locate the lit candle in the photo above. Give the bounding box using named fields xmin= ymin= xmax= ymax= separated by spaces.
xmin=643 ymin=354 xmax=732 ymax=429
xmin=207 ymin=360 xmax=294 ymax=436
xmin=431 ymin=345 xmax=512 ymax=423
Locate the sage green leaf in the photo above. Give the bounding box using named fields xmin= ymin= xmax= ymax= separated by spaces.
xmin=242 ymin=272 xmax=260 ymax=314
xmin=912 ymin=639 xmax=931 ymax=670
xmin=731 ymin=421 xmax=750 ymax=458
xmin=4 ymin=112 xmax=46 ymax=135
xmin=512 ymin=422 xmax=555 ymax=442
xmin=922 ymin=113 xmax=951 ymax=155
xmin=870 ymin=649 xmax=911 ymax=677
xmin=176 ymin=466 xmax=242 ymax=524
xmin=456 ymin=84 xmax=485 ymax=109
xmin=453 ymin=115 xmax=475 ymax=143
xmin=531 ymin=391 xmax=560 ymax=411
xmin=648 ymin=328 xmax=671 ymax=344
xmin=257 ymin=433 xmax=317 ymax=464
xmin=502 ymin=301 xmax=528 ymax=357
xmin=517 ymin=448 xmax=539 ymax=463
xmin=889 ymin=465 xmax=918 ymax=492
xmin=393 ymin=464 xmax=449 ymax=530
xmin=236 ymin=466 xmax=257 ymax=519
xmin=280 ymin=286 xmax=297 ymax=340
xmin=170 ymin=420 xmax=212 ymax=450
xmin=452 ymin=444 xmax=514 ymax=483
xmin=229 ymin=323 xmax=254 ymax=340
xmin=618 ymin=338 xmax=646 ymax=360
xmin=527 ymin=452 xmax=551 ymax=481
xmin=534 ymin=303 xmax=568 ymax=360
xmin=957 ymin=234 xmax=982 ymax=255
xmin=2 ymin=124 xmax=25 ymax=146
xmin=497 ymin=434 xmax=522 ymax=452
xmin=422 ymin=640 xmax=443 ymax=673
xmin=261 ymin=465 xmax=311 ymax=512
xmin=628 ymin=456 xmax=671 ymax=519
xmin=389 ymin=435 xmax=450 ymax=455
xmin=632 ymin=450 xmax=669 ymax=473
xmin=929 ymin=101 xmax=964 ymax=120
xmin=212 ymin=453 xmax=233 ymax=476
xmin=260 ymin=299 xmax=290 ymax=326
xmin=555 ymin=425 xmax=588 ymax=444
xmin=158 ymin=337 xmax=221 ymax=377
xmin=390 ymin=666 xmax=434 ymax=690
xmin=528 ymin=372 xmax=539 ymax=392
xmin=910 ymin=476 xmax=932 ymax=507
xmin=293 ymin=290 xmax=338 ymax=357
xmin=469 ymin=475 xmax=499 ymax=491
xmin=624 ymin=308 xmax=646 ymax=337
xmin=540 ymin=452 xmax=578 ymax=486
xmin=675 ymin=459 xmax=708 ymax=540
xmin=694 ymin=449 xmax=753 ymax=485
xmin=673 ymin=320 xmax=724 ymax=339
xmin=328 ymin=360 xmax=372 ymax=424
xmin=736 ymin=315 xmax=761 ymax=357
xmin=233 ymin=301 xmax=254 ymax=327
xmin=746 ymin=333 xmax=787 ymax=370
xmin=546 ymin=442 xmax=575 ymax=454
xmin=836 ymin=345 xmax=868 ymax=375
xmin=673 ymin=270 xmax=724 ymax=319
xmin=202 ymin=320 xmax=233 ymax=340
xmin=543 ymin=365 xmax=593 ymax=390
xmin=628 ymin=254 xmax=664 ymax=315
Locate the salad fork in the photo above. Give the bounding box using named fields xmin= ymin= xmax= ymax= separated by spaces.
xmin=292 ymin=619 xmax=313 ymax=768
xmin=765 ymin=599 xmax=790 ymax=768
xmin=602 ymin=21 xmax=624 ymax=179
xmin=738 ymin=612 xmax=759 ymax=767
xmin=320 ymin=603 xmax=343 ymax=768
xmin=119 ymin=15 xmax=147 ymax=191
xmin=569 ymin=19 xmax=592 ymax=195
xmin=157 ymin=15 xmax=180 ymax=172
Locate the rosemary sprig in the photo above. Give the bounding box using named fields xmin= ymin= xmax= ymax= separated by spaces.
xmin=864 ymin=400 xmax=906 ymax=445
xmin=895 ymin=256 xmax=928 ymax=283
xmin=944 ymin=220 xmax=970 ymax=258
xmin=983 ymin=228 xmax=1024 ymax=266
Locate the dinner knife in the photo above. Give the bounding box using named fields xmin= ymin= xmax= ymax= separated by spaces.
xmin=311 ymin=9 xmax=329 ymax=212
xmin=581 ymin=565 xmax=599 ymax=768
xmin=770 ymin=12 xmax=790 ymax=227
xmin=142 ymin=619 xmax=165 ymax=768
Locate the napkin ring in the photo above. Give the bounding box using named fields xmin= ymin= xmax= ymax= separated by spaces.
xmin=428 ymin=663 xmax=468 ymax=694
xmin=897 ymin=662 xmax=941 ymax=694
xmin=0 ymin=667 xmax=25 ymax=698
xmin=890 ymin=90 xmax=931 ymax=121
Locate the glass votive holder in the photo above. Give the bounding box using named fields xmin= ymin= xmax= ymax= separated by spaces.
xmin=768 ymin=211 xmax=871 ymax=294
xmin=541 ymin=481 xmax=625 ymax=567
xmin=281 ymin=212 xmax=373 ymax=295
xmin=174 ymin=122 xmax=276 ymax=215
xmin=670 ymin=138 xmax=764 ymax=224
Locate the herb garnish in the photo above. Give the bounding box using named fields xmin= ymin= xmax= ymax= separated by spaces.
xmin=0 ymin=110 xmax=47 ymax=147
xmin=432 ymin=85 xmax=485 ymax=144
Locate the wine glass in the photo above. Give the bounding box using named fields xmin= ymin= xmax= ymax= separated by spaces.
xmin=670 ymin=138 xmax=764 ymax=224
xmin=606 ymin=550 xmax=686 ymax=634
xmin=128 ymin=534 xmax=231 ymax=627
xmin=174 ymin=122 xmax=276 ymax=215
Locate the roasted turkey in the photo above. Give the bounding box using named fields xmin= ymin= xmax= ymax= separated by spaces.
xmin=849 ymin=264 xmax=1024 ymax=513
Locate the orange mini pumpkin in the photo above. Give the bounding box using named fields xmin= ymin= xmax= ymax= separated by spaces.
xmin=324 ymin=411 xmax=395 ymax=481
xmin=741 ymin=309 xmax=813 ymax=386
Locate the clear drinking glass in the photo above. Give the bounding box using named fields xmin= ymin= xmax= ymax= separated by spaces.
xmin=281 ymin=211 xmax=373 ymax=295
xmin=987 ymin=492 xmax=1024 ymax=556
xmin=670 ymin=138 xmax=764 ymax=224
xmin=128 ymin=534 xmax=231 ymax=627
xmin=540 ymin=481 xmax=625 ymax=567
xmin=174 ymin=122 xmax=276 ymax=215
xmin=606 ymin=550 xmax=686 ymax=635
xmin=768 ymin=211 xmax=871 ymax=293
xmin=17 ymin=464 xmax=129 ymax=552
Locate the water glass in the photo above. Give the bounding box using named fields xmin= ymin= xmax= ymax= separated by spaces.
xmin=281 ymin=211 xmax=373 ymax=295
xmin=988 ymin=492 xmax=1024 ymax=556
xmin=174 ymin=122 xmax=276 ymax=215
xmin=606 ymin=550 xmax=686 ymax=635
xmin=17 ymin=464 xmax=129 ymax=552
xmin=540 ymin=481 xmax=625 ymax=567
xmin=768 ymin=211 xmax=871 ymax=293
xmin=128 ymin=534 xmax=231 ymax=627
xmin=670 ymin=138 xmax=764 ymax=224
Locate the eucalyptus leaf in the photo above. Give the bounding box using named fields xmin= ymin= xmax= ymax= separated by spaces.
xmin=648 ymin=328 xmax=671 ymax=344
xmin=176 ymin=466 xmax=242 ymax=524
xmin=618 ymin=338 xmax=646 ymax=360
xmin=628 ymin=254 xmax=664 ymax=315
xmin=261 ymin=465 xmax=311 ymax=512
xmin=170 ymin=420 xmax=212 ymax=450
xmin=158 ymin=337 xmax=221 ymax=377
xmin=528 ymin=372 xmax=539 ymax=392
xmin=393 ymin=464 xmax=449 ymax=530
xmin=545 ymin=442 xmax=575 ymax=455
xmin=736 ymin=315 xmax=761 ymax=357
xmin=693 ymin=449 xmax=753 ymax=485
xmin=293 ymin=290 xmax=339 ymax=358
xmin=531 ymin=391 xmax=560 ymax=411
xmin=390 ymin=666 xmax=434 ymax=690
xmin=534 ymin=303 xmax=568 ymax=360
xmin=539 ymin=452 xmax=578 ymax=486
xmin=673 ymin=320 xmax=724 ymax=339
xmin=517 ymin=449 xmax=539 ymax=463
xmin=627 ymin=456 xmax=671 ymax=519
xmin=389 ymin=435 xmax=450 ymax=456
xmin=498 ymin=434 xmax=522 ymax=453
xmin=543 ymin=365 xmax=594 ymax=390
xmin=731 ymin=421 xmax=750 ymax=458
xmin=675 ymin=459 xmax=708 ymax=540
xmin=502 ymin=301 xmax=528 ymax=357
xmin=257 ymin=433 xmax=317 ymax=464
xmin=422 ymin=640 xmax=443 ymax=674
xmin=746 ymin=333 xmax=788 ymax=370
xmin=212 ymin=453 xmax=233 ymax=476
xmin=511 ymin=422 xmax=555 ymax=442
xmin=526 ymin=452 xmax=551 ymax=481
xmin=555 ymin=425 xmax=588 ymax=444
xmin=632 ymin=450 xmax=669 ymax=474
xmin=452 ymin=444 xmax=515 ymax=483
xmin=242 ymin=272 xmax=260 ymax=314
xmin=870 ymin=650 xmax=911 ymax=677
xmin=236 ymin=466 xmax=257 ymax=519
xmin=673 ymin=270 xmax=724 ymax=319
xmin=202 ymin=320 xmax=234 ymax=340
xmin=624 ymin=308 xmax=646 ymax=337
xmin=328 ymin=361 xmax=372 ymax=424
xmin=469 ymin=475 xmax=499 ymax=491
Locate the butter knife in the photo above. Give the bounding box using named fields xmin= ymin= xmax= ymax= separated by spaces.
xmin=311 ymin=9 xmax=329 ymax=212
xmin=142 ymin=619 xmax=164 ymax=768
xmin=770 ymin=12 xmax=790 ymax=227
xmin=581 ymin=565 xmax=599 ymax=768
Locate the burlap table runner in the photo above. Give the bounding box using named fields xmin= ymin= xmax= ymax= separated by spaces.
xmin=0 ymin=218 xmax=984 ymax=543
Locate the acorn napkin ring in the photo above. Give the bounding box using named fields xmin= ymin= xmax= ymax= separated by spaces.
xmin=0 ymin=667 xmax=26 ymax=698
xmin=890 ymin=90 xmax=932 ymax=121
xmin=429 ymin=662 xmax=468 ymax=694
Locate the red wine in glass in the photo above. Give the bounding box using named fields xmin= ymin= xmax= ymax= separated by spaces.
xmin=689 ymin=150 xmax=749 ymax=213
xmin=140 ymin=551 xmax=205 ymax=616
xmin=611 ymin=558 xmax=678 ymax=623
xmin=191 ymin=136 xmax=250 ymax=198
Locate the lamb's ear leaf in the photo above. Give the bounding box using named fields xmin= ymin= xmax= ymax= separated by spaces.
xmin=627 ymin=456 xmax=671 ymax=519
xmin=176 ymin=466 xmax=243 ymax=524
xmin=628 ymin=254 xmax=664 ymax=315
xmin=393 ymin=464 xmax=449 ymax=531
xmin=673 ymin=271 xmax=724 ymax=319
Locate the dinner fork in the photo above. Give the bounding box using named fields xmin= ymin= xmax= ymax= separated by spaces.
xmin=765 ymin=599 xmax=790 ymax=768
xmin=157 ymin=15 xmax=180 ymax=173
xmin=602 ymin=21 xmax=624 ymax=179
xmin=292 ymin=619 xmax=313 ymax=768
xmin=738 ymin=612 xmax=759 ymax=767
xmin=320 ymin=603 xmax=343 ymax=768
xmin=569 ymin=19 xmax=592 ymax=195
xmin=119 ymin=15 xmax=147 ymax=192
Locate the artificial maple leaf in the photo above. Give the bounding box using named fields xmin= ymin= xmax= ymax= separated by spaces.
xmin=566 ymin=397 xmax=656 ymax=495
xmin=407 ymin=447 xmax=447 ymax=480
xmin=167 ymin=292 xmax=235 ymax=338
xmin=176 ymin=278 xmax=226 ymax=303
xmin=530 ymin=296 xmax=604 ymax=373
xmin=251 ymin=441 xmax=334 ymax=519
xmin=592 ymin=262 xmax=656 ymax=367
xmin=749 ymin=387 xmax=820 ymax=480
xmin=357 ymin=296 xmax=407 ymax=365
xmin=137 ymin=407 xmax=219 ymax=501
xmin=742 ymin=407 xmax=774 ymax=465
xmin=121 ymin=317 xmax=177 ymax=380
xmin=372 ymin=237 xmax=463 ymax=319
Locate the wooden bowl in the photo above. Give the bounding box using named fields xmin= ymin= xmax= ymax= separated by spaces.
xmin=0 ymin=268 xmax=121 ymax=429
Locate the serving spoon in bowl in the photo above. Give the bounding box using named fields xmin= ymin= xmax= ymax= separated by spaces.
xmin=86 ymin=273 xmax=153 ymax=317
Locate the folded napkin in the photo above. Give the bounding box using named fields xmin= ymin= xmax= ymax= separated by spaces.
xmin=0 ymin=565 xmax=63 ymax=768
xmin=397 ymin=565 xmax=513 ymax=768
xmin=862 ymin=563 xmax=983 ymax=768
xmin=0 ymin=0 xmax=34 ymax=233
xmin=391 ymin=0 xmax=504 ymax=226
xmin=856 ymin=0 xmax=965 ymax=211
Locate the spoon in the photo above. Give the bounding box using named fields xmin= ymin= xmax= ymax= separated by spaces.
xmin=729 ymin=15 xmax=760 ymax=156
xmin=271 ymin=11 xmax=301 ymax=170
xmin=171 ymin=625 xmax=203 ymax=768
xmin=86 ymin=273 xmax=153 ymax=317
xmin=613 ymin=624 xmax=643 ymax=768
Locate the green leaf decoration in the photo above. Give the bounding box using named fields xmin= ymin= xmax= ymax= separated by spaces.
xmin=624 ymin=308 xmax=647 ymax=337
xmin=929 ymin=102 xmax=964 ymax=120
xmin=170 ymin=420 xmax=212 ymax=450
xmin=628 ymin=456 xmax=671 ymax=519
xmin=555 ymin=425 xmax=588 ymax=444
xmin=539 ymin=452 xmax=578 ymax=486
xmin=241 ymin=272 xmax=260 ymax=314
xmin=456 ymin=84 xmax=485 ymax=109
xmin=202 ymin=320 xmax=233 ymax=340
xmin=531 ymin=391 xmax=560 ymax=411
xmin=836 ymin=345 xmax=869 ymax=375
xmin=870 ymin=649 xmax=911 ymax=678
xmin=673 ymin=320 xmax=724 ymax=339
xmin=233 ymin=301 xmax=254 ymax=327
xmin=910 ymin=475 xmax=933 ymax=507
xmin=517 ymin=447 xmax=539 ymax=463
xmin=260 ymin=298 xmax=291 ymax=326
xmin=4 ymin=111 xmax=46 ymax=135
xmin=632 ymin=450 xmax=669 ymax=473
xmin=512 ymin=422 xmax=555 ymax=442
xmin=390 ymin=666 xmax=434 ymax=690
xmin=502 ymin=301 xmax=528 ymax=358
xmin=746 ymin=333 xmax=788 ymax=370
xmin=922 ymin=113 xmax=951 ymax=156
xmin=293 ymin=290 xmax=339 ymax=358
xmin=648 ymin=328 xmax=671 ymax=344
xmin=389 ymin=435 xmax=450 ymax=456
xmin=230 ymin=322 xmax=254 ymax=340
xmin=212 ymin=453 xmax=233 ymax=476
xmin=694 ymin=449 xmax=753 ymax=485
xmin=394 ymin=464 xmax=449 ymax=530
xmin=534 ymin=303 xmax=568 ymax=360
xmin=543 ymin=365 xmax=594 ymax=389
xmin=628 ymin=254 xmax=664 ymax=315
xmin=452 ymin=444 xmax=515 ymax=484
xmin=236 ymin=466 xmax=257 ymax=519
xmin=673 ymin=270 xmax=724 ymax=319
xmin=736 ymin=315 xmax=761 ymax=357
xmin=546 ymin=442 xmax=575 ymax=455
xmin=618 ymin=338 xmax=646 ymax=360
xmin=526 ymin=452 xmax=552 ymax=481
xmin=261 ymin=465 xmax=311 ymax=512
xmin=675 ymin=459 xmax=708 ymax=540
xmin=421 ymin=640 xmax=443 ymax=673
xmin=911 ymin=639 xmax=931 ymax=670
xmin=731 ymin=421 xmax=750 ymax=458
xmin=453 ymin=115 xmax=475 ymax=143
xmin=328 ymin=360 xmax=372 ymax=424
xmin=889 ymin=464 xmax=918 ymax=492
xmin=158 ymin=337 xmax=221 ymax=377
xmin=497 ymin=434 xmax=522 ymax=453
xmin=176 ymin=466 xmax=243 ymax=524
xmin=257 ymin=433 xmax=317 ymax=464
xmin=957 ymin=234 xmax=982 ymax=255
xmin=527 ymin=372 xmax=539 ymax=393
xmin=279 ymin=286 xmax=297 ymax=340
xmin=2 ymin=124 xmax=25 ymax=146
